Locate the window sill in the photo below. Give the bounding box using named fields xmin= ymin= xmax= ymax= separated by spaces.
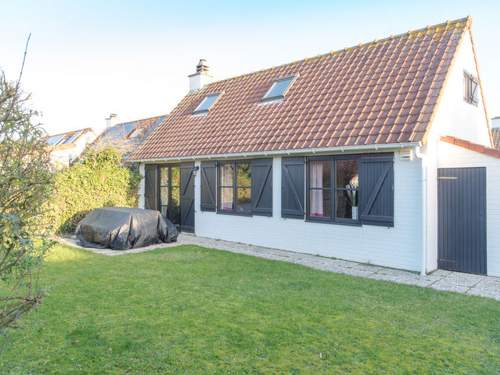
xmin=216 ymin=210 xmax=253 ymax=217
xmin=305 ymin=217 xmax=362 ymax=227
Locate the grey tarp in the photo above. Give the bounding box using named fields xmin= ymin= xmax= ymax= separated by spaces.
xmin=76 ymin=207 xmax=178 ymax=250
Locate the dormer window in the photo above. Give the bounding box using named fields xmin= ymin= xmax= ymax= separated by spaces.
xmin=464 ymin=71 xmax=479 ymax=106
xmin=193 ymin=93 xmax=220 ymax=114
xmin=262 ymin=76 xmax=295 ymax=102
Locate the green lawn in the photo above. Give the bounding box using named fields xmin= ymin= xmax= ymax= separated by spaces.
xmin=1 ymin=244 xmax=499 ymax=374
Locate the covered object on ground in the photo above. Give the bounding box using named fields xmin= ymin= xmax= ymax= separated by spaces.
xmin=76 ymin=207 xmax=177 ymax=250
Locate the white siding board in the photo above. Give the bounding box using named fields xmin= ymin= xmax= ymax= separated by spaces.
xmin=195 ymin=154 xmax=423 ymax=272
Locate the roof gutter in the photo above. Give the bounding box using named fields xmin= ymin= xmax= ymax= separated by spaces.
xmin=127 ymin=142 xmax=421 ymax=163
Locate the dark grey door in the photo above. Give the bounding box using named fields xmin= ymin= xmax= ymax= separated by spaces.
xmin=180 ymin=162 xmax=195 ymax=233
xmin=438 ymin=167 xmax=487 ymax=275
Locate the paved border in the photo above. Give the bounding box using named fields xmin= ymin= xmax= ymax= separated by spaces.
xmin=57 ymin=234 xmax=500 ymax=301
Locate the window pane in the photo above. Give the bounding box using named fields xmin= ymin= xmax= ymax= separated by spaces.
xmin=171 ymin=167 xmax=180 ymax=186
xmin=160 ymin=186 xmax=168 ymax=206
xmin=47 ymin=134 xmax=65 ymax=145
xmin=336 ymin=190 xmax=358 ymax=220
xmin=237 ymin=162 xmax=251 ymax=187
xmin=169 ymin=187 xmax=180 ymax=224
xmin=220 ymin=187 xmax=234 ymax=210
xmin=336 ymin=160 xmax=359 ymax=189
xmin=160 ymin=167 xmax=168 ymax=186
xmin=236 ymin=188 xmax=251 ymax=213
xmin=309 ymin=189 xmax=331 ymax=218
xmin=194 ymin=94 xmax=219 ymax=113
xmin=220 ymin=163 xmax=234 ymax=186
xmin=264 ymin=77 xmax=294 ymax=100
xmin=63 ymin=130 xmax=82 ymax=144
xmin=309 ymin=160 xmax=331 ymax=189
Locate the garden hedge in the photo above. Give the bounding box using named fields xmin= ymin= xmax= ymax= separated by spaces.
xmin=46 ymin=147 xmax=140 ymax=234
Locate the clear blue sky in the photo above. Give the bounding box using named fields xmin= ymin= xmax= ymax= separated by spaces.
xmin=1 ymin=0 xmax=499 ymax=134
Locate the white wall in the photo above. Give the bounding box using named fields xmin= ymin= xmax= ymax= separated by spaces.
xmin=436 ymin=141 xmax=500 ymax=277
xmin=423 ymin=29 xmax=492 ymax=273
xmin=49 ymin=131 xmax=97 ymax=168
xmin=194 ymin=153 xmax=423 ymax=272
xmin=428 ymin=30 xmax=490 ymax=147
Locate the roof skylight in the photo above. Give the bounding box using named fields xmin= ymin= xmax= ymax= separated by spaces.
xmin=47 ymin=134 xmax=65 ymax=146
xmin=262 ymin=76 xmax=295 ymax=101
xmin=63 ymin=130 xmax=83 ymax=144
xmin=193 ymin=93 xmax=220 ymax=114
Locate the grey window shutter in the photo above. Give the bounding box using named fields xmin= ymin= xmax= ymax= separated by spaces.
xmin=359 ymin=155 xmax=394 ymax=226
xmin=144 ymin=164 xmax=159 ymax=210
xmin=251 ymin=159 xmax=273 ymax=216
xmin=201 ymin=161 xmax=217 ymax=211
xmin=281 ymin=157 xmax=305 ymax=219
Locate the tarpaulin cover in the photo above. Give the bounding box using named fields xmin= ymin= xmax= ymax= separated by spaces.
xmin=76 ymin=207 xmax=178 ymax=250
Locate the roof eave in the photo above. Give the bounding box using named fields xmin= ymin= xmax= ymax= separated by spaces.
xmin=127 ymin=142 xmax=422 ymax=163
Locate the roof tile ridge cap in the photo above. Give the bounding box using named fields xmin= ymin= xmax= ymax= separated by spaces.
xmin=113 ymin=114 xmax=167 ymax=127
xmin=202 ymin=18 xmax=470 ymax=88
xmin=47 ymin=127 xmax=93 ymax=137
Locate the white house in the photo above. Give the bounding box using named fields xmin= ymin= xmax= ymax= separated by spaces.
xmin=47 ymin=128 xmax=96 ymax=169
xmin=129 ymin=17 xmax=500 ymax=277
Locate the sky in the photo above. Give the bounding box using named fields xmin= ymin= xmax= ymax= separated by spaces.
xmin=1 ymin=0 xmax=499 ymax=135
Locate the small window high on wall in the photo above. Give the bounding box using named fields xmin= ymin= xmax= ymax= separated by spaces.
xmin=464 ymin=71 xmax=479 ymax=106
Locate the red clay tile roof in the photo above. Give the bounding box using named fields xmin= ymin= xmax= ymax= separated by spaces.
xmin=492 ymin=128 xmax=500 ymax=150
xmin=131 ymin=17 xmax=470 ymax=161
xmin=441 ymin=135 xmax=500 ymax=159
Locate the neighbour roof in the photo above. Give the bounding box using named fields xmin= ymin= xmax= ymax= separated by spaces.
xmin=441 ymin=135 xmax=500 ymax=159
xmin=92 ymin=115 xmax=166 ymax=156
xmin=131 ymin=17 xmax=471 ymax=161
xmin=492 ymin=128 xmax=500 ymax=150
xmin=47 ymin=128 xmax=94 ymax=148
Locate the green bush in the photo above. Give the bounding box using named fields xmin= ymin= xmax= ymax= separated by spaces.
xmin=47 ymin=148 xmax=140 ymax=234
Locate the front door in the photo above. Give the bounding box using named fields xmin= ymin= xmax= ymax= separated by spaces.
xmin=159 ymin=164 xmax=195 ymax=232
xmin=438 ymin=167 xmax=487 ymax=275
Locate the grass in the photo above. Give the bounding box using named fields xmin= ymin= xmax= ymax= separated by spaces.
xmin=0 ymin=244 xmax=499 ymax=374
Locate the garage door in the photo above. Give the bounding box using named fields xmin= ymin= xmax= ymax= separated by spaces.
xmin=438 ymin=167 xmax=487 ymax=275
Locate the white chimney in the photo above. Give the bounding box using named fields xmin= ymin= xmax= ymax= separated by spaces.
xmin=188 ymin=59 xmax=213 ymax=92
xmin=105 ymin=113 xmax=118 ymax=129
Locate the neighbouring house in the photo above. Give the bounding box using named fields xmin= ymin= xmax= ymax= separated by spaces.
xmin=129 ymin=17 xmax=500 ymax=277
xmin=91 ymin=114 xmax=166 ymax=157
xmin=492 ymin=116 xmax=500 ymax=149
xmin=47 ymin=128 xmax=97 ymax=169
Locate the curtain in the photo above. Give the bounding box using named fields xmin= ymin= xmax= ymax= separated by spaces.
xmin=310 ymin=162 xmax=323 ymax=216
xmin=221 ymin=165 xmax=233 ymax=210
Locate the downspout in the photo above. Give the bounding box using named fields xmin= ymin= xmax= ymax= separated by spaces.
xmin=415 ymin=146 xmax=427 ymax=276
